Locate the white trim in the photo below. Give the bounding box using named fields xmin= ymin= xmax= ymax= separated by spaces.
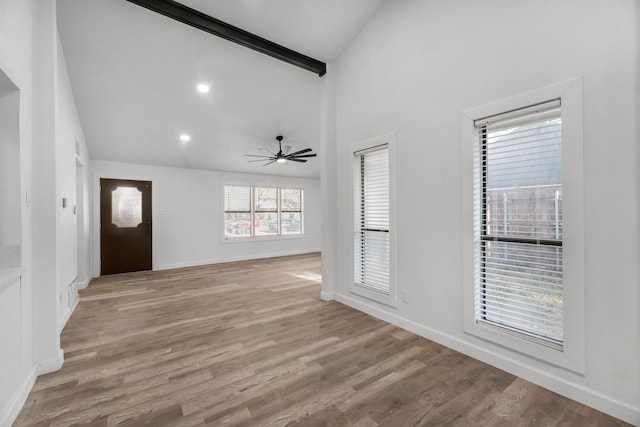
xmin=461 ymin=77 xmax=585 ymax=374
xmin=93 ymin=172 xmax=156 ymax=277
xmin=35 ymin=348 xmax=64 ymax=375
xmin=221 ymin=234 xmax=307 ymax=244
xmin=333 ymin=292 xmax=640 ymax=426
xmin=0 ymin=366 xmax=37 ymax=427
xmin=320 ymin=291 xmax=334 ymax=301
xmin=156 ymin=248 xmax=321 ymax=271
xmin=58 ymin=296 xmax=79 ymax=333
xmin=348 ymin=132 xmax=398 ymax=308
xmin=221 ymin=184 xmax=306 ymax=241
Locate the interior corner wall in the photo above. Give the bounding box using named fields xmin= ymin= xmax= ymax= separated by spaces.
xmin=636 ymin=0 xmax=640 ymax=354
xmin=330 ymin=0 xmax=639 ymax=424
xmin=91 ymin=161 xmax=321 ymax=275
xmin=320 ymin=64 xmax=338 ymax=300
xmin=0 ymin=0 xmax=37 ymax=425
xmin=0 ymin=0 xmax=93 ymax=424
xmin=55 ymin=32 xmax=92 ymax=328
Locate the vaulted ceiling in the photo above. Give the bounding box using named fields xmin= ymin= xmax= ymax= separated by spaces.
xmin=56 ymin=0 xmax=386 ymax=178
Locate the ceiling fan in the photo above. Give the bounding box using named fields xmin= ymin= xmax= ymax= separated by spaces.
xmin=245 ymin=135 xmax=317 ymax=166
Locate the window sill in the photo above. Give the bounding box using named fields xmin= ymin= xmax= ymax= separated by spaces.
xmin=350 ymin=284 xmax=398 ymax=309
xmin=0 ymin=267 xmax=24 ymax=292
xmin=221 ymin=234 xmax=307 ymax=244
xmin=464 ymin=319 xmax=584 ymax=375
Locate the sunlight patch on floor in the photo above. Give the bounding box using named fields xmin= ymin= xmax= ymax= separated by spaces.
xmin=291 ymin=272 xmax=322 ymax=283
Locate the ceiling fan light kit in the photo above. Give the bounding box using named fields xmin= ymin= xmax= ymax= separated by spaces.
xmin=246 ymin=136 xmax=317 ymax=166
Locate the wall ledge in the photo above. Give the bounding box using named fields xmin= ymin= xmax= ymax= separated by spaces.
xmin=0 ymin=267 xmax=24 ymax=292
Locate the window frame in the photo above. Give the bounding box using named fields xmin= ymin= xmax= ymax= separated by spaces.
xmin=462 ymin=78 xmax=585 ymax=373
xmin=222 ymin=185 xmax=305 ymax=240
xmin=280 ymin=188 xmax=304 ymax=236
xmin=477 ymin=100 xmax=564 ymax=349
xmin=349 ymin=132 xmax=397 ymax=307
xmin=254 ymin=187 xmax=279 ymax=237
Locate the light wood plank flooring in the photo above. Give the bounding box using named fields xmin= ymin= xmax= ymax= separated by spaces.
xmin=15 ymin=253 xmax=629 ymax=426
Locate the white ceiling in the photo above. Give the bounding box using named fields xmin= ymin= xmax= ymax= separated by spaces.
xmin=56 ymin=0 xmax=386 ymax=178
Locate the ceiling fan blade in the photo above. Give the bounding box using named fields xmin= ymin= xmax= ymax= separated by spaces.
xmin=245 ymin=154 xmax=273 ymax=158
xmin=283 ymin=145 xmax=292 ymax=154
xmin=287 ymin=148 xmax=312 ymax=156
xmin=263 ymin=160 xmax=277 ymax=166
xmin=248 ymin=159 xmax=274 ymax=162
xmin=287 ymin=158 xmax=307 ymax=162
xmin=287 ymin=153 xmax=317 ymax=159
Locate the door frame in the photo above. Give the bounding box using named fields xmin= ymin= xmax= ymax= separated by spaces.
xmin=76 ymin=158 xmax=85 ymax=285
xmin=93 ymin=173 xmax=156 ymax=277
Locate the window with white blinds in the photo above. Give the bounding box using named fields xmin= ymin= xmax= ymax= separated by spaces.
xmin=474 ymin=99 xmax=564 ymax=348
xmin=223 ymin=186 xmax=303 ymax=239
xmin=354 ymin=145 xmax=390 ymax=294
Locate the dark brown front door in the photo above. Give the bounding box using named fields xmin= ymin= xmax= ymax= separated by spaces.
xmin=100 ymin=178 xmax=152 ymax=275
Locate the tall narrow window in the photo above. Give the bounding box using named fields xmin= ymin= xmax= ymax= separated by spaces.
xmin=354 ymin=145 xmax=390 ymax=295
xmin=474 ymin=99 xmax=563 ymax=348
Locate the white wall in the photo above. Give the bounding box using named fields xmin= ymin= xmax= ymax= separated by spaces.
xmin=56 ymin=33 xmax=92 ymax=327
xmin=327 ymin=0 xmax=639 ymax=424
xmin=92 ymin=161 xmax=321 ymax=274
xmin=0 ymin=90 xmax=20 ymax=263
xmin=0 ymin=0 xmax=36 ymax=424
xmin=0 ymin=0 xmax=93 ymax=424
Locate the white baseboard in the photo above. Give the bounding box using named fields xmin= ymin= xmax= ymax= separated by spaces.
xmin=320 ymin=291 xmax=334 ymax=301
xmin=334 ymin=292 xmax=640 ymax=426
xmin=0 ymin=366 xmax=36 ymax=427
xmin=35 ymin=348 xmax=64 ymax=376
xmin=1 ymin=350 xmax=65 ymax=425
xmin=156 ymin=249 xmax=322 ymax=271
xmin=58 ymin=297 xmax=79 ymax=333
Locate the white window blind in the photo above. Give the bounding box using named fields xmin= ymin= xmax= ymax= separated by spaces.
xmin=224 ymin=186 xmax=252 ymax=238
xmin=354 ymin=145 xmax=390 ymax=294
xmin=223 ymin=185 xmax=304 ymax=238
xmin=224 ymin=186 xmax=251 ymax=213
xmin=474 ymin=99 xmax=564 ymax=348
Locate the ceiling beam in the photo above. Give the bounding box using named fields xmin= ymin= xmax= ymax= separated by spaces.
xmin=125 ymin=0 xmax=327 ymax=77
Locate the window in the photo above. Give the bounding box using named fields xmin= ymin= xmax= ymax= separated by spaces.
xmin=223 ymin=186 xmax=303 ymax=239
xmin=281 ymin=188 xmax=303 ymax=236
xmin=350 ymin=132 xmax=396 ymax=307
xmin=462 ymin=78 xmax=585 ymax=372
xmin=224 ymin=186 xmax=252 ymax=237
xmin=475 ymin=100 xmax=563 ymax=348
xmin=255 ymin=187 xmax=278 ymax=236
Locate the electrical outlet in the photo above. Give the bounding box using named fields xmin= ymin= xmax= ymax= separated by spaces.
xmin=401 ymin=290 xmax=409 ymax=303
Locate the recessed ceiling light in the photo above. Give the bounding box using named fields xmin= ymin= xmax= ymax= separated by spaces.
xmin=196 ymin=83 xmax=210 ymax=93
xmin=180 ymin=134 xmax=191 ymax=142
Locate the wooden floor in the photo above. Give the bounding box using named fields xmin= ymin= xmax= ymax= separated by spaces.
xmin=16 ymin=253 xmax=628 ymax=426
